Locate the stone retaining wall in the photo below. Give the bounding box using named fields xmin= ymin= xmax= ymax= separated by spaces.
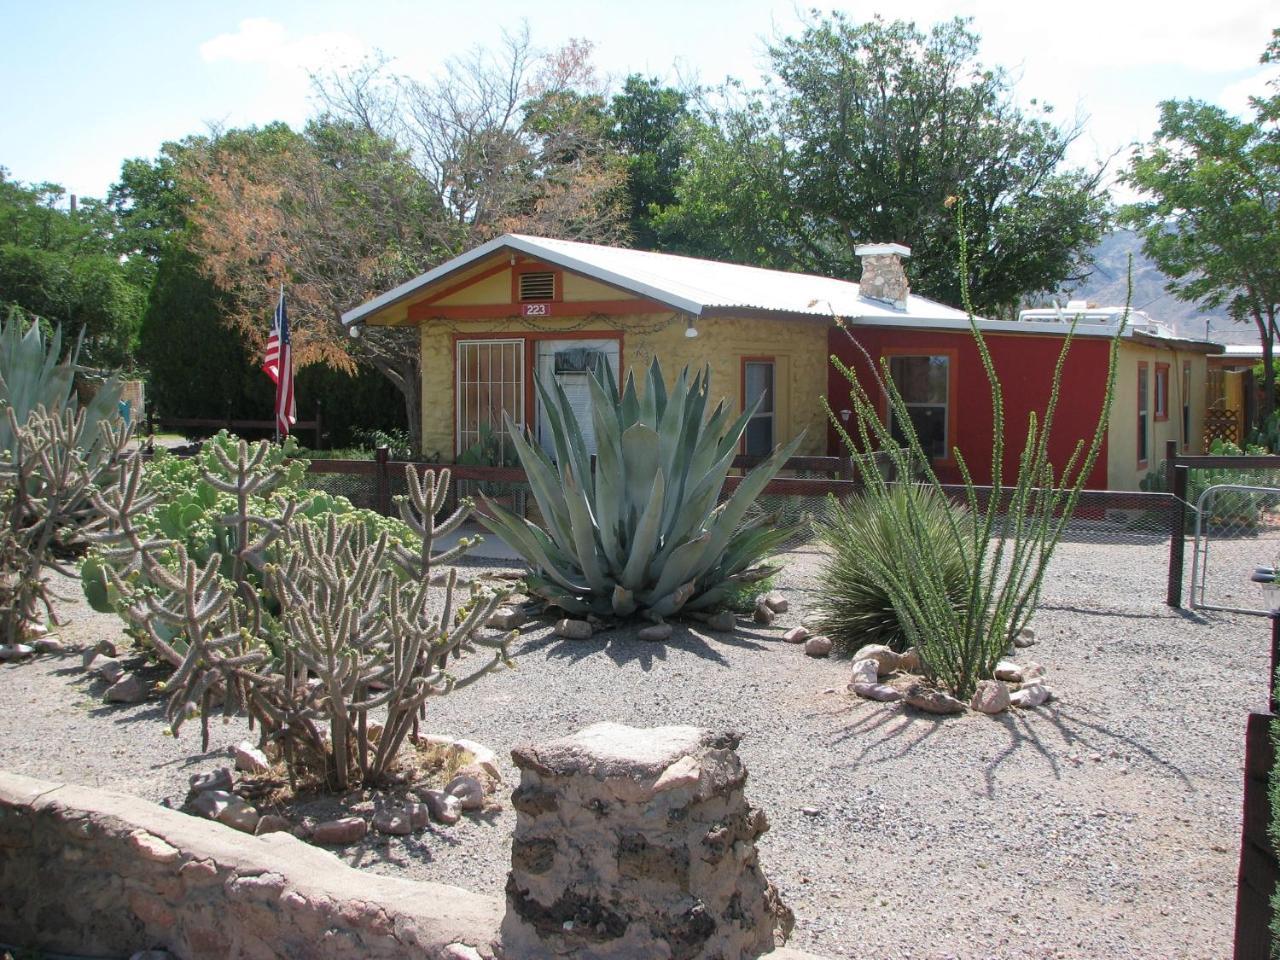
xmin=0 ymin=771 xmax=502 ymax=959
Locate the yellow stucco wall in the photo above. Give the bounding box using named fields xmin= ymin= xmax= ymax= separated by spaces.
xmin=419 ymin=312 xmax=830 ymax=460
xmin=433 ymin=264 xmax=631 ymax=307
xmin=1106 ymin=342 xmax=1210 ymax=490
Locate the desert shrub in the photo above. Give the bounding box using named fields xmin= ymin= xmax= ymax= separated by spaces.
xmin=812 ymin=485 xmax=974 ymax=655
xmin=1142 ymin=437 xmax=1280 ymax=531
xmin=478 ymin=358 xmax=802 ymax=620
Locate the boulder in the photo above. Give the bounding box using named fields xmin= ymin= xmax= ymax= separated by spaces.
xmin=86 ymin=654 xmax=123 ymax=684
xmin=705 ymin=611 xmax=737 ymax=633
xmin=903 ymin=682 xmax=967 ymax=715
xmin=848 ymin=658 xmax=879 ymax=685
xmin=421 ymin=789 xmax=463 ymax=825
xmin=217 ymin=801 xmax=260 ymax=834
xmin=1014 ymin=627 xmax=1036 ymax=648
xmin=445 ymin=774 xmax=486 ymax=811
xmin=804 ymin=635 xmax=833 ymax=658
xmin=372 ymin=808 xmax=414 ymax=836
xmin=233 ymin=741 xmax=271 ymax=775
xmin=851 ymin=681 xmax=902 ymax=702
xmin=190 ymin=790 xmax=235 ymax=820
xmin=854 ymin=644 xmax=900 ymax=675
xmin=1010 ymin=680 xmax=1052 ymax=709
xmin=994 ymin=659 xmax=1024 ymax=683
xmin=763 ymin=592 xmax=789 ymax=613
xmin=312 ymin=816 xmax=368 ymax=845
xmin=405 ymin=801 xmax=431 ymax=830
xmin=753 ymin=598 xmax=775 ymax=626
xmin=80 ymin=648 xmax=99 ymax=670
xmin=0 ymin=643 xmax=35 ymax=661
xmin=970 ymin=679 xmax=1011 ymax=714
xmin=104 ymin=673 xmax=145 ymax=703
xmin=487 ymin=607 xmax=527 ymax=630
xmin=637 ymin=623 xmax=673 ymax=642
xmin=1020 ymin=660 xmax=1047 ymax=681
xmin=554 ymin=618 xmax=593 ymax=640
xmin=782 ymin=626 xmax=809 ymax=644
xmin=95 ymin=638 xmax=121 ymax=658
xmin=897 ymin=647 xmax=922 ymax=672
xmin=189 ymin=767 xmax=234 ymax=794
xmin=31 ymin=637 xmax=64 ymax=654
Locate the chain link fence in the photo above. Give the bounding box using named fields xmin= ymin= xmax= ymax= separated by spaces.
xmin=1187 ymin=478 xmax=1280 ymax=616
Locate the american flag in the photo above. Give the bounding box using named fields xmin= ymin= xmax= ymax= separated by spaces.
xmin=262 ymin=287 xmax=296 ymax=437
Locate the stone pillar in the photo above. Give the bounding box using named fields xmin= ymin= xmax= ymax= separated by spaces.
xmin=502 ymin=723 xmax=792 ymax=960
xmin=855 ymin=242 xmax=912 ymax=310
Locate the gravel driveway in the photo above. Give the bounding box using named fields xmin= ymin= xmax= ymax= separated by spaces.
xmin=0 ymin=534 xmax=1268 ymax=960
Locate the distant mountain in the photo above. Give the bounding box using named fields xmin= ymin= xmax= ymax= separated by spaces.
xmin=1061 ymin=230 xmax=1260 ymax=345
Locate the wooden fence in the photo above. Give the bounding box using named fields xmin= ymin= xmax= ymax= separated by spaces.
xmin=147 ymin=402 xmax=324 ymax=451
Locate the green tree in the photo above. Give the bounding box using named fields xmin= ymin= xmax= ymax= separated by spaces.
xmin=656 ymin=15 xmax=1109 ymax=317
xmin=606 ymin=75 xmax=695 ymax=248
xmin=1122 ymin=31 xmax=1280 ymax=419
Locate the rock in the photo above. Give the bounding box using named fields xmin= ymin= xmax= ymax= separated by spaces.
xmin=95 ymin=638 xmax=121 ymax=658
xmin=421 ymin=789 xmax=463 ymax=825
xmin=80 ymin=648 xmax=99 ymax=669
xmin=782 ymin=626 xmax=809 ymax=644
xmin=0 ymin=643 xmax=35 ymax=661
xmin=637 ymin=623 xmax=672 ymax=642
xmin=851 ymin=681 xmax=902 ymax=702
xmin=104 ymin=672 xmax=145 ymax=703
xmin=312 ymin=816 xmax=368 ymax=845
xmin=970 ymin=679 xmax=1011 ymax=714
xmin=189 ymin=767 xmax=233 ymax=794
xmin=233 ymin=741 xmax=271 ymax=774
xmin=372 ymin=808 xmax=413 ymax=836
xmin=994 ymin=659 xmax=1024 ymax=683
xmin=753 ymin=598 xmax=776 ymax=625
xmin=442 ymin=945 xmax=484 ymax=960
xmin=1014 ymin=627 xmax=1036 ymax=648
xmin=705 ymin=611 xmax=737 ymax=633
xmin=86 ymin=654 xmax=123 ymax=683
xmin=554 ymin=618 xmax=593 ymax=640
xmin=1020 ymin=660 xmax=1046 ymax=681
xmin=848 ymin=658 xmax=879 ymax=685
xmin=413 ymin=735 xmax=503 ymax=782
xmin=405 ymin=801 xmax=431 ymax=830
xmin=191 ymin=790 xmax=234 ymax=820
xmin=763 ymin=592 xmax=789 ymax=613
xmin=445 ymin=774 xmax=486 ymax=811
xmin=293 ymin=817 xmax=316 ymax=839
xmin=31 ymin=636 xmax=64 ymax=654
xmin=218 ymin=802 xmax=260 ymax=834
xmin=854 ymin=644 xmax=900 ymax=675
xmin=255 ymin=815 xmax=292 ymax=835
xmin=897 ymin=646 xmax=922 ymax=672
xmin=1010 ymin=680 xmax=1052 ymax=709
xmin=903 ymin=682 xmax=967 ymax=715
xmin=804 ymin=635 xmax=833 ymax=658
xmin=487 ymin=606 xmax=527 ymax=630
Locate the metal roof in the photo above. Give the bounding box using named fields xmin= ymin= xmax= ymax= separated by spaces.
xmin=340 ymin=233 xmax=973 ymax=326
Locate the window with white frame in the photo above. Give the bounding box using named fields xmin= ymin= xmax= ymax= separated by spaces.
xmin=456 ymin=339 xmax=524 ymax=460
xmin=743 ymin=360 xmax=775 ymax=457
xmin=888 ymin=355 xmax=950 ymax=461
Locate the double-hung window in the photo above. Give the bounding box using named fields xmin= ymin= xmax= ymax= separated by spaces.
xmin=1181 ymin=361 xmax=1192 ymax=451
xmin=1137 ymin=362 xmax=1149 ymax=467
xmin=743 ymin=360 xmax=775 ymax=457
xmin=1154 ymin=363 xmax=1170 ymax=421
xmin=888 ymin=355 xmax=950 ymax=461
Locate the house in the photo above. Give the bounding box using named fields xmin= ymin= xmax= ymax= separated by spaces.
xmin=1205 ymin=343 xmax=1264 ymax=444
xmin=342 ymin=236 xmax=1221 ymax=491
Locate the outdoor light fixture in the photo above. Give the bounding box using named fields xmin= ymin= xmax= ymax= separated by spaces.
xmin=840 ymin=409 xmax=852 ymax=423
xmin=349 ymin=323 xmax=363 ymax=339
xmin=684 ymin=317 xmax=699 ymax=339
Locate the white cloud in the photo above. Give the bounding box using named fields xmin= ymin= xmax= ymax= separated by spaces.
xmin=1217 ymin=65 xmax=1280 ymax=116
xmin=200 ymin=18 xmax=367 ymax=73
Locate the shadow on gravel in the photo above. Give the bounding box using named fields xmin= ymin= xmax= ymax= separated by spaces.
xmin=1038 ymin=702 xmax=1191 ymax=788
xmin=828 ymin=705 xmax=949 ymax=767
xmin=522 ymin=623 xmax=768 ymax=670
xmin=88 ymin=700 xmax=167 ymax=725
xmin=1037 ymin=603 xmax=1190 ymax=621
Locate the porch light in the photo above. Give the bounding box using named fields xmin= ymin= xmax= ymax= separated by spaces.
xmin=685 ymin=317 xmax=699 ymax=339
xmin=349 ymin=323 xmax=363 ymax=339
xmin=840 ymin=409 xmax=852 ymax=423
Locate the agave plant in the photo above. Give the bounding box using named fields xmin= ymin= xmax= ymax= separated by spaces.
xmin=477 ymin=358 xmax=804 ymax=620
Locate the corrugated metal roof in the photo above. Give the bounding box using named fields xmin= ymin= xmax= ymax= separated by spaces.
xmin=341 ymin=233 xmax=973 ymax=326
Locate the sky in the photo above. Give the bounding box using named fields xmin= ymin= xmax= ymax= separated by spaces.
xmin=0 ymin=0 xmax=1276 ymax=204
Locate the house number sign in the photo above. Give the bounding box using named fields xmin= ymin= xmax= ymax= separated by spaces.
xmin=522 ymin=303 xmax=551 ymax=317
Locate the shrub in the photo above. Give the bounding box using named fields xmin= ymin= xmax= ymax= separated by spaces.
xmin=1142 ymin=437 xmax=1280 ymax=531
xmin=813 ymin=485 xmax=973 ymax=655
xmin=478 ymin=358 xmax=803 ymax=620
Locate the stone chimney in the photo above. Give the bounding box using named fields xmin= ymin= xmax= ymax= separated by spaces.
xmin=855 ymin=243 xmax=911 ymax=310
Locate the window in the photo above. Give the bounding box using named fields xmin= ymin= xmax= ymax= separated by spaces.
xmin=743 ymin=360 xmax=775 ymax=457
xmin=1182 ymin=360 xmax=1192 ymax=451
xmin=1154 ymin=363 xmax=1170 ymax=421
xmin=456 ymin=339 xmax=524 ymax=459
xmin=1137 ymin=362 xmax=1149 ymax=467
xmin=518 ymin=271 xmax=556 ymax=302
xmin=888 ymin=355 xmax=950 ymax=461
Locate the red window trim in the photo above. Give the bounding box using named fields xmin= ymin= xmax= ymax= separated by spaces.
xmin=1154 ymin=362 xmax=1170 ymax=422
xmin=1137 ymin=361 xmax=1149 ymax=469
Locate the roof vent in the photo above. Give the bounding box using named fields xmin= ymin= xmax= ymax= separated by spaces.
xmin=519 ymin=271 xmax=556 ymax=302
xmin=855 ymin=243 xmax=911 ymax=310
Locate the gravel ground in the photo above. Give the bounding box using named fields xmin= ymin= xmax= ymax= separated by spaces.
xmin=0 ymin=535 xmax=1270 ymax=960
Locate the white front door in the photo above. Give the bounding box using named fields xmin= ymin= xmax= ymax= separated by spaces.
xmin=535 ymin=339 xmax=620 ymax=458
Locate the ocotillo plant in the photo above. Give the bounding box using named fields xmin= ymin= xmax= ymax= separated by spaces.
xmin=826 ymin=202 xmax=1125 ymax=699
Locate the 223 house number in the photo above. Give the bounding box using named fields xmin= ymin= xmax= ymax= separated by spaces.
xmin=522 ymin=303 xmax=551 ymax=317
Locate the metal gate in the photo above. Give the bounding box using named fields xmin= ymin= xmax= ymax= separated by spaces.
xmin=1189 ymin=483 xmax=1280 ymax=615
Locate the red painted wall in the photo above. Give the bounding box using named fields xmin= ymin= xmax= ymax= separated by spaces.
xmin=827 ymin=325 xmax=1111 ymax=489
